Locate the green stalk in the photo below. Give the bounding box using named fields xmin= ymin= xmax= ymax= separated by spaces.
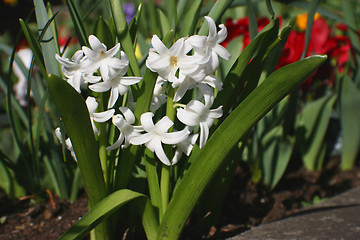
xmin=161 ymin=86 xmax=175 ymax=214
xmin=160 ymin=165 xmax=170 ymax=215
xmin=109 ymin=0 xmax=141 ymax=77
xmin=144 ymin=149 xmax=162 ymax=221
xmin=98 ymin=93 xmax=109 ymax=190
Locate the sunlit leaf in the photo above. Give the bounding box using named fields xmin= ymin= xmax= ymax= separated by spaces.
xmin=158 ymin=55 xmax=327 ymax=239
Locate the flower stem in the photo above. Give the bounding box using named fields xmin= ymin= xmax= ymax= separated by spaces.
xmin=98 ymin=93 xmax=109 ymax=191
xmin=160 ymin=165 xmax=170 ymax=215
xmin=160 ymin=86 xmax=175 ymax=214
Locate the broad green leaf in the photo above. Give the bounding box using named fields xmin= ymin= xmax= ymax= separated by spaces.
xmin=59 ymin=189 xmax=158 ymax=240
xmin=340 ymin=76 xmax=360 ymax=170
xmin=34 ymin=0 xmax=60 ymax=76
xmin=47 ymin=74 xmax=109 ymax=239
xmin=296 ymin=94 xmax=337 ymax=171
xmin=46 ymin=75 xmax=106 ymax=204
xmin=158 ymin=55 xmax=327 ymax=240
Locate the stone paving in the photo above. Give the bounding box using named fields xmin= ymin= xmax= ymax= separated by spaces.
xmin=229 ymin=187 xmax=360 ymax=240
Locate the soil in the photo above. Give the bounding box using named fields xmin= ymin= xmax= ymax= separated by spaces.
xmin=0 ymin=157 xmax=359 ymax=240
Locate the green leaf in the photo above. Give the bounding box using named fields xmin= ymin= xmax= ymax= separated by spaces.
xmin=19 ymin=19 xmax=47 ymax=77
xmin=245 ymin=0 xmax=258 ymax=40
xmin=296 ymin=94 xmax=337 ymax=171
xmin=94 ymin=16 xmax=114 ymax=48
xmin=213 ymin=18 xmax=279 ymax=114
xmin=59 ymin=189 xmax=158 ymax=240
xmin=47 ymin=74 xmax=106 ymax=205
xmin=301 ymin=0 xmax=321 ymax=59
xmin=64 ymin=0 xmax=88 ymax=46
xmin=198 ymin=0 xmax=234 ymax=36
xmin=158 ymin=8 xmax=171 ymax=40
xmin=158 ymin=55 xmax=327 ymax=239
xmin=47 ymin=74 xmax=109 ymax=239
xmin=340 ymin=76 xmax=360 ymax=170
xmin=34 ymin=0 xmax=60 ymax=76
xmin=178 ymin=0 xmax=203 ymax=37
xmin=260 ymin=126 xmax=294 ymax=189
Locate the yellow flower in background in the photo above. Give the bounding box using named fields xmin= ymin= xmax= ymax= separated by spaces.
xmin=3 ymin=0 xmax=18 ymax=6
xmin=135 ymin=44 xmax=142 ymax=60
xmin=296 ymin=12 xmax=320 ymax=31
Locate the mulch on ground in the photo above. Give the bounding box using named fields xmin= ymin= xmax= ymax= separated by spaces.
xmin=0 ymin=157 xmax=359 ymax=240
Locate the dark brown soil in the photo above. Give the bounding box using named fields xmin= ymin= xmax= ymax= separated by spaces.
xmin=0 ymin=157 xmax=359 ymax=240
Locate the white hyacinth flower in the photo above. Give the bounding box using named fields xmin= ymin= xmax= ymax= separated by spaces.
xmin=146 ymin=35 xmax=198 ymax=86
xmin=150 ymin=76 xmax=167 ymax=111
xmin=55 ymin=127 xmax=77 ymax=162
xmin=130 ymin=112 xmax=190 ymax=166
xmin=55 ymin=50 xmax=101 ymax=92
xmin=85 ymin=97 xmax=115 ymax=135
xmin=89 ymin=67 xmax=142 ymax=109
xmin=187 ymin=16 xmax=230 ymax=73
xmin=82 ymin=35 xmax=128 ymax=81
xmin=106 ymin=107 xmax=143 ymax=151
xmin=176 ymin=85 xmax=222 ymax=148
xmin=13 ymin=48 xmax=33 ymax=106
xmin=172 ymin=132 xmax=199 ymax=165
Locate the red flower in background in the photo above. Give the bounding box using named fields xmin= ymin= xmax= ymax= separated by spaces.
xmin=222 ymin=15 xmax=354 ymax=93
xmin=222 ymin=17 xmax=270 ymax=49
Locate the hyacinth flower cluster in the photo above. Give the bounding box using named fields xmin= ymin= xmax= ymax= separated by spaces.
xmin=55 ymin=16 xmax=230 ymax=166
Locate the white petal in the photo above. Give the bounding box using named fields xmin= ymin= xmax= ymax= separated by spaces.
xmin=117 ymin=84 xmax=129 ymax=96
xmin=120 ymin=76 xmax=142 ymax=85
xmin=108 ymin=87 xmax=119 ymax=108
xmin=153 ymin=140 xmax=171 ymax=166
xmin=130 ymin=133 xmax=153 ymax=145
xmin=199 ymin=122 xmax=209 ymax=149
xmin=89 ymin=82 xmax=111 ymax=93
xmin=85 ymin=96 xmax=98 ymax=114
xmin=213 ymin=44 xmax=231 ymax=60
xmin=154 ymin=116 xmax=173 ymax=134
xmin=92 ymin=109 xmax=115 ymax=122
xmin=176 ymin=107 xmax=200 ymax=126
xmin=140 ymin=112 xmax=155 ymax=132
xmin=151 ymin=35 xmax=168 ymax=55
xmin=106 ymin=133 xmax=125 ymax=151
xmin=120 ymin=107 xmax=135 ymax=124
xmin=169 ymin=38 xmax=184 ymax=57
xmin=89 ymin=35 xmax=107 ymax=51
xmin=187 ymin=35 xmax=207 ymax=49
xmin=106 ymin=43 xmax=120 ymax=57
xmin=162 ymin=128 xmax=190 ymax=145
xmin=204 ymin=16 xmax=216 ymax=40
xmin=82 ymin=46 xmax=99 ymax=60
xmin=171 ymin=150 xmax=182 ymax=165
